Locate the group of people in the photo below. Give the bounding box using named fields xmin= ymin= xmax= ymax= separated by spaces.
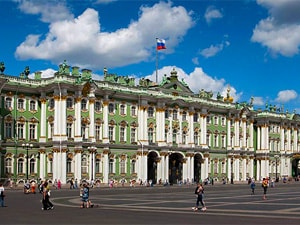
xmin=191 ymin=177 xmax=271 ymax=212
xmin=249 ymin=177 xmax=269 ymax=200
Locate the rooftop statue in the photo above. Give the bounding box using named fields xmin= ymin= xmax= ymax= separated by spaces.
xmin=0 ymin=62 xmax=5 ymax=74
xmin=24 ymin=66 xmax=30 ymax=78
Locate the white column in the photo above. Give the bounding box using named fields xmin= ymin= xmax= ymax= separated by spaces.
xmin=293 ymin=128 xmax=297 ymax=152
xmin=227 ymin=116 xmax=231 ymax=149
xmin=242 ymin=118 xmax=247 ymax=148
xmin=103 ymin=149 xmax=109 ymax=183
xmin=75 ymin=150 xmax=82 ymax=181
xmin=102 ymin=101 xmax=109 ymax=144
xmin=257 ymin=127 xmax=261 ymax=150
xmin=234 ymin=118 xmax=239 ymax=148
xmin=74 ymin=96 xmax=82 ymax=142
xmin=249 ymin=120 xmax=254 ymax=149
xmin=39 ymin=151 xmax=46 ymax=179
xmin=242 ymin=157 xmax=247 ymax=181
xmin=188 ymin=112 xmax=194 ymax=146
xmin=165 ymin=154 xmax=169 ymax=183
xmin=156 ymin=107 xmax=165 ymax=146
xmin=61 ymin=151 xmax=67 ymax=184
xmin=39 ymin=97 xmax=47 ymax=142
xmin=88 ymin=98 xmax=95 ymax=142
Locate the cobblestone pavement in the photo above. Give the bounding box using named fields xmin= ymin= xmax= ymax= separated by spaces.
xmin=2 ymin=182 xmax=300 ymax=225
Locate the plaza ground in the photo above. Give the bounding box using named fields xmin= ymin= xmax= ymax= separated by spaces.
xmin=1 ymin=181 xmax=300 ymax=225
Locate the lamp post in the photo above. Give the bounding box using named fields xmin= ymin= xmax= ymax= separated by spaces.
xmin=275 ymin=155 xmax=279 ymax=182
xmin=22 ymin=143 xmax=33 ymax=181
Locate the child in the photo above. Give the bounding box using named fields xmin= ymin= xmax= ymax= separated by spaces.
xmin=250 ymin=180 xmax=256 ymax=195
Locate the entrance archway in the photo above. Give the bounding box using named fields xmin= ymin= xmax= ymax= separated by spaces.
xmin=148 ymin=151 xmax=158 ymax=184
xmin=169 ymin=153 xmax=183 ymax=185
xmin=194 ymin=154 xmax=202 ymax=183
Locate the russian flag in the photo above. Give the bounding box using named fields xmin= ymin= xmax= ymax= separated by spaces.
xmin=156 ymin=38 xmax=166 ymax=50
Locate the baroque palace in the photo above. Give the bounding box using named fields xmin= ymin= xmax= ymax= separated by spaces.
xmin=0 ymin=61 xmax=300 ymax=185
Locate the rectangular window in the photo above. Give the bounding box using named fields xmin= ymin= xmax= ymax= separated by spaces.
xmin=18 ymin=160 xmax=23 ymax=174
xmin=109 ymin=126 xmax=114 ymax=142
xmin=5 ymin=122 xmax=13 ymax=138
xmin=67 ymin=123 xmax=72 ymax=138
xmin=120 ymin=160 xmax=126 ymax=174
xmin=130 ymin=128 xmax=136 ymax=143
xmin=120 ymin=127 xmax=125 ymax=142
xmin=95 ymin=125 xmax=101 ymax=141
xmin=29 ymin=124 xmax=36 ymax=140
xmin=17 ymin=123 xmax=24 ymax=139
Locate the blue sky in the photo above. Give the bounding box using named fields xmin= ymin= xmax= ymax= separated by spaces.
xmin=1 ymin=0 xmax=300 ymax=113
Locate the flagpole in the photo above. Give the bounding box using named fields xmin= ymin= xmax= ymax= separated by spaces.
xmin=156 ymin=38 xmax=158 ymax=83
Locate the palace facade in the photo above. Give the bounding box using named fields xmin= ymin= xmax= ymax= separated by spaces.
xmin=0 ymin=61 xmax=300 ymax=185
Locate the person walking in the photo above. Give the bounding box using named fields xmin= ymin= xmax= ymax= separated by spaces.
xmin=192 ymin=183 xmax=206 ymax=211
xmin=0 ymin=183 xmax=5 ymax=207
xmin=250 ymin=180 xmax=256 ymax=195
xmin=80 ymin=183 xmax=90 ymax=208
xmin=42 ymin=181 xmax=54 ymax=210
xmin=262 ymin=178 xmax=268 ymax=200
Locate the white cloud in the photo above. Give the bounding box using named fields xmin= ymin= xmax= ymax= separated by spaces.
xmin=252 ymin=96 xmax=265 ymax=106
xmin=252 ymin=0 xmax=300 ymax=56
xmin=15 ymin=1 xmax=194 ymax=70
xmin=192 ymin=57 xmax=199 ymax=65
xmin=200 ymin=41 xmax=230 ymax=58
xmin=275 ymin=89 xmax=298 ymax=102
xmin=204 ymin=6 xmax=223 ymax=24
xmin=145 ymin=66 xmax=241 ymax=101
xmin=95 ymin=0 xmax=117 ymax=4
xmin=15 ymin=0 xmax=73 ymax=23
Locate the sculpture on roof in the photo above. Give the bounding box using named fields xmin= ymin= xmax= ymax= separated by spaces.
xmin=199 ymin=89 xmax=213 ymax=99
xmin=160 ymin=74 xmax=168 ymax=86
xmin=24 ymin=66 xmax=30 ymax=78
xmin=0 ymin=62 xmax=5 ymax=74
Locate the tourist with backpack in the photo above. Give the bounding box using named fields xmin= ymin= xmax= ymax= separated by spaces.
xmin=192 ymin=183 xmax=206 ymax=211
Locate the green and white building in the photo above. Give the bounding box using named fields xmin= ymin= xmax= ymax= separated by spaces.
xmin=0 ymin=61 xmax=300 ymax=185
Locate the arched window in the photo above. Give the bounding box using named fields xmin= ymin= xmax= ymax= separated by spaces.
xmin=173 ymin=110 xmax=178 ymax=120
xmin=81 ymin=99 xmax=87 ymax=110
xmin=194 ymin=132 xmax=199 ymax=145
xmin=95 ymin=101 xmax=102 ymax=111
xmin=182 ymin=131 xmax=187 ymax=144
xmin=131 ymin=106 xmax=136 ymax=116
xmin=108 ymin=103 xmax=115 ymax=114
xmin=131 ymin=160 xmax=136 ymax=174
xmin=193 ymin=113 xmax=198 ymax=122
xmin=148 ymin=128 xmax=153 ymax=144
xmin=95 ymin=159 xmax=101 ymax=173
xmin=30 ymin=158 xmax=35 ymax=174
xmin=109 ymin=158 xmax=114 ymax=174
xmin=182 ymin=111 xmax=187 ymax=121
xmin=120 ymin=104 xmax=126 ymax=115
xmin=67 ymin=158 xmax=72 ymax=173
xmin=5 ymin=97 xmax=12 ymax=109
xmin=17 ymin=159 xmax=24 ymax=174
xmin=81 ymin=156 xmax=88 ymax=174
xmin=66 ymin=98 xmax=73 ymax=109
xmin=49 ymin=98 xmax=54 ymax=109
xmin=172 ymin=129 xmax=177 ymax=144
xmin=120 ymin=158 xmax=126 ymax=174
xmin=147 ymin=107 xmax=154 ymax=117
xmin=17 ymin=99 xmax=25 ymax=110
xmin=5 ymin=158 xmax=13 ymax=174
xmin=29 ymin=100 xmax=36 ymax=111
